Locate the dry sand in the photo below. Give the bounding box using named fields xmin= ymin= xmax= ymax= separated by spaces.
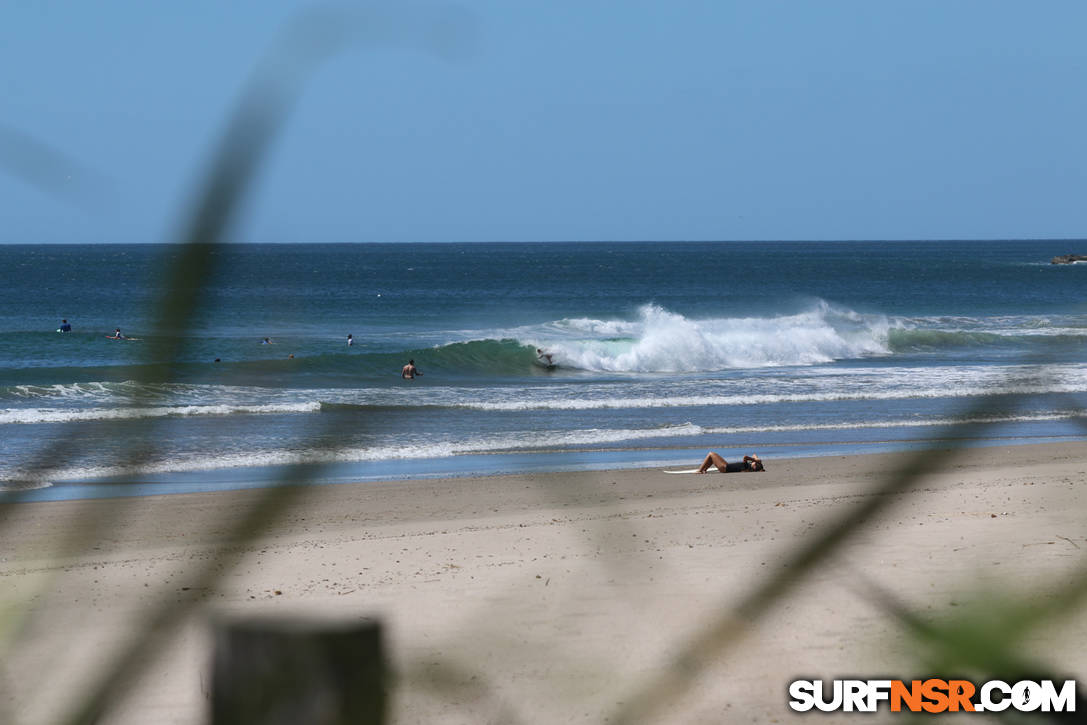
xmin=3 ymin=442 xmax=1087 ymax=723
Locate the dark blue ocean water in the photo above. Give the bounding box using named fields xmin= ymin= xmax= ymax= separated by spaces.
xmin=2 ymin=241 xmax=1086 ymax=499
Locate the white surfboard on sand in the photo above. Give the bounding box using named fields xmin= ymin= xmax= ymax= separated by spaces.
xmin=663 ymin=468 xmax=713 ymax=474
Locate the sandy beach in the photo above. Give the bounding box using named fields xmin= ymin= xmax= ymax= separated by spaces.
xmin=3 ymin=441 xmax=1087 ymax=723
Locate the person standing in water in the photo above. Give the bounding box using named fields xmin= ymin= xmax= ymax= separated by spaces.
xmin=401 ymin=359 xmax=422 ymax=379
xmin=58 ymin=319 xmax=72 ymax=332
xmin=347 ymin=334 xmax=354 ymax=347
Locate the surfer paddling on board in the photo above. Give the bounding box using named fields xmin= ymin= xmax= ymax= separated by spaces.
xmin=401 ymin=359 xmax=422 ymax=379
xmin=697 ymin=452 xmax=764 ymax=474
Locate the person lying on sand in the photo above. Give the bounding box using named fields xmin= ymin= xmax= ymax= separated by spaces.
xmin=697 ymin=452 xmax=764 ymax=474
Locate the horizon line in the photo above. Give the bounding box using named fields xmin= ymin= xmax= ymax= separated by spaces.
xmin=1 ymin=237 xmax=1085 ymax=246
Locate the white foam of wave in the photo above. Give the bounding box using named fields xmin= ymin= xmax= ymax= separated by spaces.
xmin=551 ymin=316 xmax=641 ymax=337
xmin=522 ymin=302 xmax=894 ymax=372
xmin=702 ymin=411 xmax=1087 ymax=435
xmin=27 ymin=423 xmax=705 ymax=483
xmin=3 ymin=381 xmax=285 ymax=403
xmin=445 ymin=308 xmax=1087 ymax=369
xmin=396 ymin=360 xmax=1087 ymax=411
xmin=459 ymin=383 xmax=1087 ymax=411
xmin=16 ymin=409 xmax=1086 ymax=487
xmin=0 ymin=479 xmax=52 ymax=493
xmin=0 ymin=402 xmax=321 ymax=425
xmin=8 ymin=382 xmax=115 ymax=400
xmin=7 ymin=361 xmax=1086 ymax=423
xmin=896 ymin=314 xmax=1087 ymax=338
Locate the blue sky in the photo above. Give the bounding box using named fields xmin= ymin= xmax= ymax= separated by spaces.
xmin=2 ymin=1 xmax=1086 ymax=243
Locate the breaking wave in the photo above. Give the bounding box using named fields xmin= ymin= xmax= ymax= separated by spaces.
xmin=519 ymin=302 xmax=894 ymax=372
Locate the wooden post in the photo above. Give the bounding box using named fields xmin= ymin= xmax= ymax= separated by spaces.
xmin=210 ymin=618 xmax=386 ymax=725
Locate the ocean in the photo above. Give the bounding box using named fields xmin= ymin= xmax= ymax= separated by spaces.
xmin=2 ymin=240 xmax=1086 ymax=500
